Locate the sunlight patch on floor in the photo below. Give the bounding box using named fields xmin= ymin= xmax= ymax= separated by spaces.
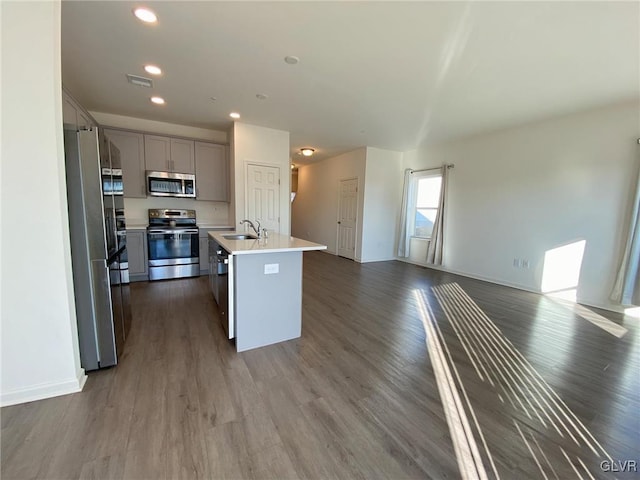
xmin=624 ymin=306 xmax=640 ymax=319
xmin=547 ymin=295 xmax=628 ymax=338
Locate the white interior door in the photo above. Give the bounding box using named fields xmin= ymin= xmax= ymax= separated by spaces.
xmin=246 ymin=164 xmax=280 ymax=233
xmin=337 ymin=178 xmax=358 ymax=259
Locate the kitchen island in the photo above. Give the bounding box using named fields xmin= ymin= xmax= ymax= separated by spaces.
xmin=209 ymin=231 xmax=326 ymax=352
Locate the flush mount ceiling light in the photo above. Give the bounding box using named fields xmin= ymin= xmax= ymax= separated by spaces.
xmin=256 ymin=93 xmax=268 ymax=100
xmin=144 ymin=64 xmax=162 ymax=75
xmin=229 ymin=112 xmax=240 ymax=119
xmin=133 ymin=7 xmax=157 ymax=23
xmin=284 ymin=55 xmax=300 ymax=65
xmin=300 ymin=148 xmax=315 ymax=157
xmin=150 ymin=96 xmax=165 ymax=105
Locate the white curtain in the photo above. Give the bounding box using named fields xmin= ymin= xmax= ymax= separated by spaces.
xmin=611 ymin=165 xmax=640 ymax=305
xmin=426 ymin=165 xmax=449 ymax=265
xmin=397 ymin=169 xmax=414 ymax=257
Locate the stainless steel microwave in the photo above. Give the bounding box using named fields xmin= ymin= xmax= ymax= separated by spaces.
xmin=146 ymin=171 xmax=196 ymax=198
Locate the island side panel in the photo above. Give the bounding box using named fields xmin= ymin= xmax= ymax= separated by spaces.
xmin=234 ymin=251 xmax=302 ymax=352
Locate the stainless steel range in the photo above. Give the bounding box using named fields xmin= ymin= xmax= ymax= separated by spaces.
xmin=147 ymin=209 xmax=199 ymax=281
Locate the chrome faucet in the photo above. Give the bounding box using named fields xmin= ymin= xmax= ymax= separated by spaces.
xmin=240 ymin=219 xmax=261 ymax=237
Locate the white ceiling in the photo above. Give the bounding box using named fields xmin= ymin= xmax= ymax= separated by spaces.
xmin=61 ymin=1 xmax=639 ymax=163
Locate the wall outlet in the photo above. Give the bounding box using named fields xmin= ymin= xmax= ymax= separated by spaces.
xmin=264 ymin=263 xmax=279 ymax=275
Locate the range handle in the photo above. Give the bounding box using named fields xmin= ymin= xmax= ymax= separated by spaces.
xmin=148 ymin=228 xmax=199 ymax=234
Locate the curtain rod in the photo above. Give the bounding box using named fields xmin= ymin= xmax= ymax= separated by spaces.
xmin=410 ymin=164 xmax=454 ymax=174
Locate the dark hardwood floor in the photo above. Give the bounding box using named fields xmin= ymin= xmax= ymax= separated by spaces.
xmin=2 ymin=251 xmax=638 ymax=479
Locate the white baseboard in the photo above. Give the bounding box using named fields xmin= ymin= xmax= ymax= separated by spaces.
xmin=396 ymin=257 xmax=625 ymax=315
xmin=359 ymin=256 xmax=397 ymax=264
xmin=1 ymin=369 xmax=87 ymax=407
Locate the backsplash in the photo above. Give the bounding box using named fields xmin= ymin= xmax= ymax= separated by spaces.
xmin=125 ymin=197 xmax=230 ymax=226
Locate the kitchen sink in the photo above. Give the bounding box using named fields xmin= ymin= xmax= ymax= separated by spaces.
xmin=223 ymin=234 xmax=257 ymax=240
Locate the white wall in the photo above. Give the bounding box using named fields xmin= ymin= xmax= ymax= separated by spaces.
xmin=124 ymin=198 xmax=230 ymax=227
xmin=403 ymin=101 xmax=639 ymax=311
xmin=229 ymin=125 xmax=237 ymax=228
xmin=1 ymin=1 xmax=86 ymax=406
xmin=90 ymin=112 xmax=231 ymax=226
xmin=292 ymin=149 xmax=366 ymax=259
xmin=232 ymin=122 xmax=291 ymax=235
xmin=360 ymin=147 xmax=403 ymax=262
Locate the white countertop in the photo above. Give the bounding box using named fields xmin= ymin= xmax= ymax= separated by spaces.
xmin=126 ymin=223 xmax=148 ymax=230
xmin=210 ymin=231 xmax=327 ymax=255
xmin=198 ymin=224 xmax=235 ymax=230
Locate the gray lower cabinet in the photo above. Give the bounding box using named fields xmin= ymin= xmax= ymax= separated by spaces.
xmin=127 ymin=230 xmax=148 ymax=281
xmin=199 ymin=233 xmax=209 ymax=274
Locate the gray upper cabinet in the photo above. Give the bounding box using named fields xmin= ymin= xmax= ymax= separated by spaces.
xmin=195 ymin=142 xmax=228 ymax=202
xmin=62 ymin=93 xmax=78 ymax=129
xmin=144 ymin=134 xmax=170 ymax=172
xmin=77 ymin=110 xmax=93 ymax=130
xmin=144 ymin=134 xmax=194 ymax=174
xmin=104 ymin=129 xmax=146 ymax=198
xmin=170 ymin=138 xmax=195 ymax=173
xmin=62 ymin=89 xmax=96 ymax=130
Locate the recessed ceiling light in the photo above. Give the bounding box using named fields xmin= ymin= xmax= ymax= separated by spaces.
xmin=144 ymin=64 xmax=162 ymax=75
xmin=229 ymin=112 xmax=240 ymax=119
xmin=133 ymin=7 xmax=157 ymax=23
xmin=150 ymin=96 xmax=165 ymax=105
xmin=300 ymin=148 xmax=315 ymax=157
xmin=284 ymin=56 xmax=300 ymax=65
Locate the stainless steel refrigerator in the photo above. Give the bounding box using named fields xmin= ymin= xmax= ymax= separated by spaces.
xmin=64 ymin=127 xmax=131 ymax=371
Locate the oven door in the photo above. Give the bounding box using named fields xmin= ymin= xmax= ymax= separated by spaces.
xmin=102 ymin=168 xmax=124 ymax=195
xmin=147 ymin=228 xmax=199 ymax=266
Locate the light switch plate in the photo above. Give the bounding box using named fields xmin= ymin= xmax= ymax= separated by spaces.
xmin=264 ymin=263 xmax=279 ymax=275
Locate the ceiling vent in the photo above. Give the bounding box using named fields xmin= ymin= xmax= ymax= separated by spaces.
xmin=126 ymin=74 xmax=153 ymax=88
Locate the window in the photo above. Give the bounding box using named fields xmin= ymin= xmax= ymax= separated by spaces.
xmin=413 ymin=173 xmax=442 ymax=238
